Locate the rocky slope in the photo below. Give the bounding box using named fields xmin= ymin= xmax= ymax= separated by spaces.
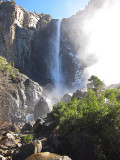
xmin=0 ymin=61 xmax=51 ymax=123
xmin=0 ymin=120 xmax=72 ymax=160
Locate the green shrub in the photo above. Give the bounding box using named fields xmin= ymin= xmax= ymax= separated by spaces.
xmin=22 ymin=134 xmax=33 ymax=143
xmin=52 ymin=89 xmax=120 ymax=134
xmin=0 ymin=56 xmax=19 ymax=78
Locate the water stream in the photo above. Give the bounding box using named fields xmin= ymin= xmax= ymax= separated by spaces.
xmin=51 ymin=19 xmax=62 ymax=89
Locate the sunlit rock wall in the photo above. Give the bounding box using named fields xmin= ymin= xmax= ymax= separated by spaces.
xmin=0 ymin=1 xmax=52 ymax=85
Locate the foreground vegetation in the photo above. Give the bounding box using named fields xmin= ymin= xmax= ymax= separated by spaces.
xmin=22 ymin=134 xmax=33 ymax=144
xmin=0 ymin=56 xmax=19 ymax=78
xmin=51 ymin=76 xmax=120 ymax=160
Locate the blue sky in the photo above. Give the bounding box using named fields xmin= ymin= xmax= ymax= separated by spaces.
xmin=14 ymin=0 xmax=90 ymax=19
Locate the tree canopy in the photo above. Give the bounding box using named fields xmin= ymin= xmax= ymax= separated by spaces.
xmin=50 ymin=76 xmax=120 ymax=160
xmin=87 ymin=75 xmax=104 ymax=90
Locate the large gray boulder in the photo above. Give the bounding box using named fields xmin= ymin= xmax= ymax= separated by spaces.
xmin=33 ymin=116 xmax=55 ymax=137
xmin=60 ymin=94 xmax=72 ymax=103
xmin=71 ymin=89 xmax=85 ymax=100
xmin=34 ymin=98 xmax=50 ymax=121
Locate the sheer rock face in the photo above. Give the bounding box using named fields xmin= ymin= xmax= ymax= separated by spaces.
xmin=0 ymin=1 xmax=39 ymax=60
xmin=0 ymin=1 xmax=52 ymax=85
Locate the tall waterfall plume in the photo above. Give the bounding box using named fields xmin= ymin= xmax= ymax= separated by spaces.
xmin=50 ymin=19 xmax=63 ymax=90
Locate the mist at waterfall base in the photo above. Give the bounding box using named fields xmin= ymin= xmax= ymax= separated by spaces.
xmin=79 ymin=0 xmax=120 ymax=86
xmin=46 ymin=0 xmax=120 ymax=102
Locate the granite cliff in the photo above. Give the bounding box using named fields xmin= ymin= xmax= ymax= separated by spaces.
xmin=0 ymin=1 xmax=53 ymax=85
xmin=0 ymin=1 xmax=83 ymax=89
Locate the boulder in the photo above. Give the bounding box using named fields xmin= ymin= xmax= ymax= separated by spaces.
xmin=34 ymin=98 xmax=50 ymax=121
xmin=33 ymin=117 xmax=45 ymax=134
xmin=60 ymin=94 xmax=71 ymax=103
xmin=33 ymin=116 xmax=55 ymax=137
xmin=25 ymin=152 xmax=72 ymax=160
xmin=0 ymin=133 xmax=17 ymax=148
xmin=12 ymin=143 xmax=34 ymax=160
xmin=21 ymin=122 xmax=33 ymax=132
xmin=71 ymin=89 xmax=85 ymax=100
xmin=0 ymin=130 xmax=22 ymax=160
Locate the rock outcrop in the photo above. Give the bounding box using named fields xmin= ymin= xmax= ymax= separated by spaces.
xmin=0 ymin=68 xmax=49 ymax=122
xmin=33 ymin=115 xmax=55 ymax=138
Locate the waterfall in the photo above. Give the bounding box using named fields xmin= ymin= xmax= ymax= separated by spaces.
xmin=51 ymin=19 xmax=62 ymax=89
